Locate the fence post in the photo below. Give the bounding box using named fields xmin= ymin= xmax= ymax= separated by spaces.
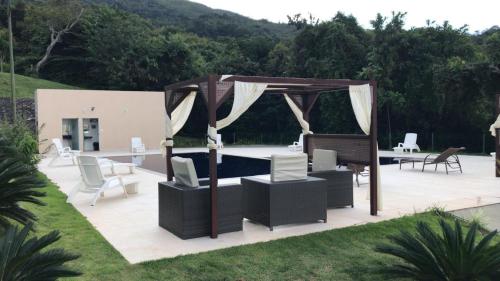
xmin=431 ymin=132 xmax=434 ymax=152
xmin=482 ymin=133 xmax=486 ymax=154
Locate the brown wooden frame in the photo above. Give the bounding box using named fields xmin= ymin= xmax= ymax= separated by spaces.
xmin=496 ymin=94 xmax=500 ymax=177
xmin=164 ymin=75 xmax=379 ymax=238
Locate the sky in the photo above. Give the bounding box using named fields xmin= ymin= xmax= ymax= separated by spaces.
xmin=190 ymin=0 xmax=499 ymax=33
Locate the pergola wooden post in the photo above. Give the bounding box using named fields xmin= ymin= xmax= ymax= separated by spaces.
xmin=496 ymin=94 xmax=500 ymax=177
xmin=164 ymin=75 xmax=379 ymax=238
xmin=207 ymin=74 xmax=218 ymax=238
xmin=369 ymin=80 xmax=378 ymax=215
xmin=164 ymin=92 xmax=174 ymax=181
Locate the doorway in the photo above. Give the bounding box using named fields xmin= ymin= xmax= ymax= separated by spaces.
xmin=61 ymin=118 xmax=79 ymax=150
xmin=83 ymin=118 xmax=100 ymax=151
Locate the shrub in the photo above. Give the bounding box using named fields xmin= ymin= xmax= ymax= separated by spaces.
xmin=376 ymin=218 xmax=500 ymax=280
xmin=0 ymin=121 xmax=39 ymax=166
xmin=0 ymin=223 xmax=81 ymax=280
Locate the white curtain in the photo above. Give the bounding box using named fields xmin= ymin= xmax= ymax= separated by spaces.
xmin=349 ymin=84 xmax=383 ymax=211
xmin=284 ymin=94 xmax=313 ymax=135
xmin=216 ymin=81 xmax=268 ymax=130
xmin=162 ymin=91 xmax=196 ymax=155
xmin=490 ymin=114 xmax=500 ymax=137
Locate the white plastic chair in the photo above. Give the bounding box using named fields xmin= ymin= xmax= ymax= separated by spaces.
xmin=393 ymin=133 xmax=421 ymax=154
xmin=216 ymin=134 xmax=224 ymax=149
xmin=67 ymin=156 xmax=138 ymax=206
xmin=98 ymin=158 xmax=136 ymax=175
xmin=288 ymin=134 xmax=303 ymax=151
xmin=131 ymin=137 xmax=146 ymax=153
xmin=49 ymin=138 xmax=80 ymax=166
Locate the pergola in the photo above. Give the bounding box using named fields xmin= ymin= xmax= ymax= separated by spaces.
xmin=164 ymin=75 xmax=379 ymax=238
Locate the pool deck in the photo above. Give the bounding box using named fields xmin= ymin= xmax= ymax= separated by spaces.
xmin=38 ymin=146 xmax=500 ymax=264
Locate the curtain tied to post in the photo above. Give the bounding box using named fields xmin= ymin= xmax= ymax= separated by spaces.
xmin=205 ymin=81 xmax=267 ymax=150
xmin=216 ymin=81 xmax=268 ymax=130
xmin=349 ymin=84 xmax=382 ymax=211
xmin=161 ymin=91 xmax=197 ymax=157
xmin=490 ymin=114 xmax=500 ymax=137
xmin=284 ymin=94 xmax=313 ymax=135
xmin=207 ymin=126 xmax=218 ymax=150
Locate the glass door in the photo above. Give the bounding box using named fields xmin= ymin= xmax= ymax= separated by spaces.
xmin=62 ymin=119 xmax=79 ymax=150
xmin=83 ymin=118 xmax=100 ymax=151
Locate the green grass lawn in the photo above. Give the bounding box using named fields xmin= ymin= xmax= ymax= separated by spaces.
xmin=27 ymin=174 xmax=457 ymax=281
xmin=0 ymin=72 xmax=77 ymax=99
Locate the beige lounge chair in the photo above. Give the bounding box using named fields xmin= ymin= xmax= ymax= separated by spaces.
xmin=399 ymin=147 xmax=465 ymax=174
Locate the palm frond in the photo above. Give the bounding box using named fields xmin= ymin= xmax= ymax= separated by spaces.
xmin=376 ymin=218 xmax=500 ymax=280
xmin=0 ymin=224 xmax=81 ymax=280
xmin=0 ymin=158 xmax=46 ymax=230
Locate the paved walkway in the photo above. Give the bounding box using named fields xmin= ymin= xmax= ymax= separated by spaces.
xmin=452 ymin=203 xmax=500 ymax=231
xmin=39 ymin=146 xmax=500 ymax=263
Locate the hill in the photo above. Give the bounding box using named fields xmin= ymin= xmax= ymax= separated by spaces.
xmin=83 ymin=0 xmax=295 ymax=38
xmin=0 ymin=73 xmax=78 ymax=99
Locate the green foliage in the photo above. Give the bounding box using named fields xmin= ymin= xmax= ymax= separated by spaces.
xmin=0 ymin=223 xmax=80 ymax=280
xmin=4 ymin=1 xmax=500 ymax=151
xmin=84 ymin=0 xmax=294 ymax=39
xmin=0 ymin=72 xmax=77 ymax=98
xmin=0 ymin=121 xmax=40 ymax=166
xmin=376 ymin=219 xmax=500 ymax=280
xmin=0 ymin=157 xmax=46 ymax=230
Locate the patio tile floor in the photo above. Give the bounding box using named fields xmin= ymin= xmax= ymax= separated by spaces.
xmin=39 ymin=146 xmax=500 ymax=263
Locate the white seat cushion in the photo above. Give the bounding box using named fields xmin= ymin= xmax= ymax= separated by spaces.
xmin=312 ymin=149 xmax=337 ymax=171
xmin=271 ymin=153 xmax=308 ymax=182
xmin=171 ymin=157 xmax=199 ymax=187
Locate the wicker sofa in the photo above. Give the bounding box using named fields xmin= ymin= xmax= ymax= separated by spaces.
xmin=158 ymin=157 xmax=242 ymax=239
xmin=308 ymin=149 xmax=353 ymax=208
xmin=241 ymin=154 xmax=327 ymax=231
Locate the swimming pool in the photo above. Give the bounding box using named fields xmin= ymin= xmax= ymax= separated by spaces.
xmin=108 ymin=153 xmax=271 ymax=179
xmin=109 ymin=153 xmax=399 ymax=179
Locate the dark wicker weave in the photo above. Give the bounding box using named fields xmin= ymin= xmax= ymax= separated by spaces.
xmin=241 ymin=176 xmax=327 ymax=231
xmin=158 ymin=182 xmax=242 ymax=239
xmin=308 ymin=170 xmax=353 ymax=208
xmin=306 ymin=134 xmax=370 ymax=165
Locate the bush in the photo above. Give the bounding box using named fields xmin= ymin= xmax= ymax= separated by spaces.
xmin=376 ymin=218 xmax=500 ymax=280
xmin=0 ymin=121 xmax=39 ymax=166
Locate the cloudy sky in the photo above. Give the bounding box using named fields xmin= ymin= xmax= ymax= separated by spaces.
xmin=190 ymin=0 xmax=498 ymax=32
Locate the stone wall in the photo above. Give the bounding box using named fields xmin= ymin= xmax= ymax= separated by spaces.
xmin=0 ymin=98 xmax=36 ymax=130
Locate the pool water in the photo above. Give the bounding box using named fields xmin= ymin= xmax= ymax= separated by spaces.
xmin=108 ymin=153 xmax=271 ymax=179
xmin=108 ymin=154 xmax=399 ymax=179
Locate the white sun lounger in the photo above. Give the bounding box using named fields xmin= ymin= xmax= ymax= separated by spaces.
xmin=68 ymin=156 xmax=139 ymax=206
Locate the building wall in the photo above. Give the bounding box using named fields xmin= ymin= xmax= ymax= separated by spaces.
xmin=36 ymin=89 xmax=165 ymax=153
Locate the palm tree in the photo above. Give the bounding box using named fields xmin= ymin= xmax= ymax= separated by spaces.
xmin=0 ymin=223 xmax=81 ymax=280
xmin=0 ymin=157 xmax=46 ymax=229
xmin=376 ymin=218 xmax=500 ymax=280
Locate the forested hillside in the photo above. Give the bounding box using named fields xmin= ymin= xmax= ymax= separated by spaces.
xmin=83 ymin=0 xmax=295 ymax=38
xmin=1 ymin=0 xmax=499 ymax=152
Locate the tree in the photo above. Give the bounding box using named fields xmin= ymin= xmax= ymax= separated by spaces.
xmin=27 ymin=0 xmax=84 ymax=73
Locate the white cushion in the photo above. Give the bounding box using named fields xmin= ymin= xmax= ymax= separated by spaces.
xmin=271 ymin=153 xmax=308 ymax=182
xmin=171 ymin=157 xmax=199 ymax=187
xmin=312 ymin=149 xmax=337 ymax=172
